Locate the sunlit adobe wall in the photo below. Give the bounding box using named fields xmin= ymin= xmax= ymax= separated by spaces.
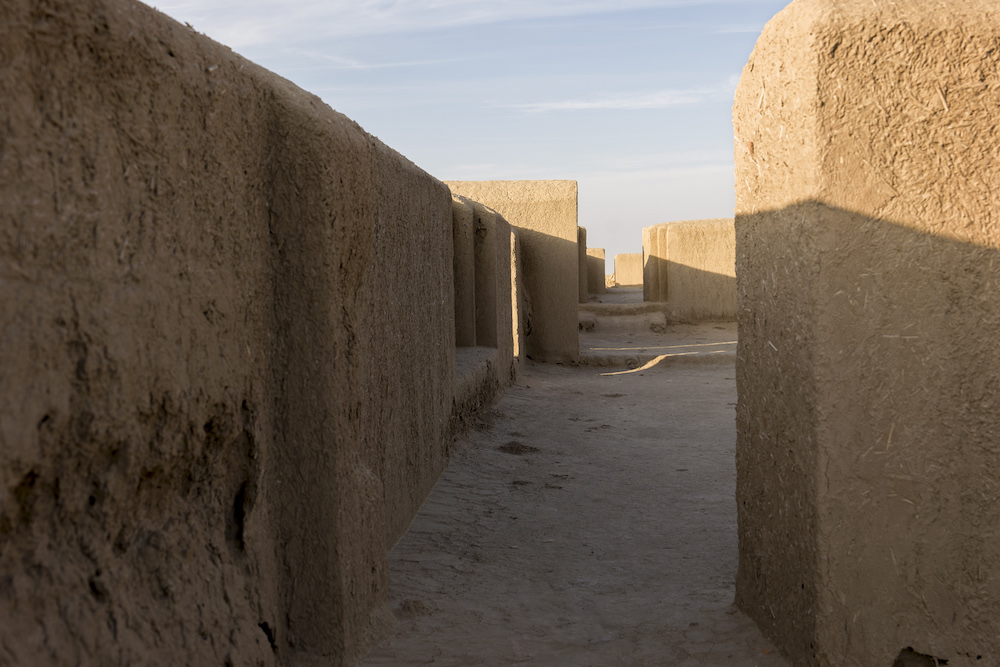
xmin=0 ymin=0 xmax=460 ymax=664
xmin=734 ymin=1 xmax=1000 ymax=665
xmin=614 ymin=252 xmax=643 ymax=286
xmin=446 ymin=180 xmax=580 ymax=363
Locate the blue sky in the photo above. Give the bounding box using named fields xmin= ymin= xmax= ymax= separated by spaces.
xmin=153 ymin=0 xmax=789 ymax=265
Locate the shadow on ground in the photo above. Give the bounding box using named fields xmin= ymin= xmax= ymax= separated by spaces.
xmin=362 ymin=355 xmax=788 ymax=666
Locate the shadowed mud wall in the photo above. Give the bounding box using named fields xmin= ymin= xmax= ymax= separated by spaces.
xmin=0 ymin=0 xmax=482 ymax=664
xmin=577 ymin=227 xmax=588 ymax=303
xmin=450 ymin=196 xmax=519 ymax=428
xmin=586 ymin=248 xmax=606 ymax=295
xmin=452 ymin=198 xmax=477 ymax=347
xmin=614 ymin=253 xmax=643 ymax=286
xmin=735 ymin=1 xmax=1000 ymax=665
xmin=642 ymin=220 xmax=736 ymax=321
xmin=446 ymin=181 xmax=579 ymax=363
xmin=642 ymin=227 xmax=658 ymax=301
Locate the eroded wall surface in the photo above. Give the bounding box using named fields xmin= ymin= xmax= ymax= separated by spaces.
xmin=614 ymin=253 xmax=643 ymax=286
xmin=446 ymin=181 xmax=579 ymax=363
xmin=735 ymin=1 xmax=1000 ymax=665
xmin=0 ymin=0 xmax=457 ymax=664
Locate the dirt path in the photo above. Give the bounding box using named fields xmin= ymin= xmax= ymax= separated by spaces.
xmin=362 ymin=357 xmax=789 ymax=666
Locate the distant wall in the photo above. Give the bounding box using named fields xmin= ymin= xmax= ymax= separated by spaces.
xmin=0 ymin=1 xmax=513 ymax=665
xmin=586 ymin=248 xmax=606 ymax=295
xmin=614 ymin=253 xmax=643 ymax=286
xmin=577 ymin=227 xmax=588 ymax=303
xmin=734 ymin=1 xmax=1000 ymax=666
xmin=446 ymin=181 xmax=579 ymax=363
xmin=642 ymin=220 xmax=736 ymax=321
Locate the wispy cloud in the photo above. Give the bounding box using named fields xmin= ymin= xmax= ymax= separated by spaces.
xmin=279 ymin=48 xmax=476 ymax=71
xmin=509 ymin=76 xmax=739 ymax=113
xmin=439 ymin=159 xmax=571 ymax=180
xmin=588 ymin=163 xmax=734 ymax=180
xmin=714 ymin=24 xmax=764 ymax=34
xmin=155 ymin=0 xmax=766 ymax=47
xmin=597 ymin=149 xmax=734 ymax=171
xmin=511 ymin=88 xmax=709 ymax=112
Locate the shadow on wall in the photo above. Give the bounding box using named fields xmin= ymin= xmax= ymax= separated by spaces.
xmin=445 ymin=180 xmax=580 ymax=365
xmin=511 ymin=229 xmax=582 ymax=362
xmin=736 ymin=200 xmax=1000 ymax=667
xmin=645 ymin=255 xmax=736 ymax=322
xmin=450 ymin=195 xmax=523 ymax=429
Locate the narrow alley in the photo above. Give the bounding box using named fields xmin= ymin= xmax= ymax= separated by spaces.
xmin=364 ymin=308 xmax=788 ymax=665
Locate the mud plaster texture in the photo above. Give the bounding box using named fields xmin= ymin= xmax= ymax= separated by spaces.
xmin=363 ymin=360 xmax=789 ymax=667
xmin=446 ymin=181 xmax=580 ymax=364
xmin=642 ymin=219 xmax=736 ymax=321
xmin=0 ymin=0 xmax=461 ymax=664
xmin=586 ymin=248 xmax=606 ymax=295
xmin=614 ymin=253 xmax=643 ymax=286
xmin=734 ymin=1 xmax=1000 ymax=665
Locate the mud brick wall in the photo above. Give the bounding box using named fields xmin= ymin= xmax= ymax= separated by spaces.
xmin=614 ymin=253 xmax=643 ymax=286
xmin=641 ymin=226 xmax=658 ymax=302
xmin=642 ymin=219 xmax=735 ymax=320
xmin=451 ymin=196 xmax=519 ymax=436
xmin=452 ymin=197 xmax=477 ymax=348
xmin=0 ymin=0 xmax=460 ymax=664
xmin=734 ymin=1 xmax=1000 ymax=665
xmin=446 ymin=181 xmax=579 ymax=364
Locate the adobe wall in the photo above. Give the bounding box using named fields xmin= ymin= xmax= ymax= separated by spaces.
xmin=577 ymin=227 xmax=588 ymax=303
xmin=450 ymin=196 xmax=518 ymax=428
xmin=734 ymin=1 xmax=1000 ymax=665
xmin=452 ymin=198 xmax=477 ymax=347
xmin=586 ymin=248 xmax=606 ymax=295
xmin=642 ymin=226 xmax=659 ymax=301
xmin=472 ymin=201 xmax=500 ymax=348
xmin=0 ymin=0 xmax=465 ymax=664
xmin=614 ymin=253 xmax=643 ymax=286
xmin=511 ymin=226 xmax=526 ymax=360
xmin=663 ymin=219 xmax=736 ymax=321
xmin=446 ymin=181 xmax=579 ymax=363
xmin=655 ymin=226 xmax=669 ymax=305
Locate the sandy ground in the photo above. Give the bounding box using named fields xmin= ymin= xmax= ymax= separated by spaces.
xmin=362 ymin=347 xmax=790 ymax=666
xmin=579 ymin=321 xmax=737 ymax=369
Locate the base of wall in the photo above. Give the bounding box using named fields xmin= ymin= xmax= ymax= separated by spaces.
xmin=452 ymin=347 xmax=518 ymax=438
